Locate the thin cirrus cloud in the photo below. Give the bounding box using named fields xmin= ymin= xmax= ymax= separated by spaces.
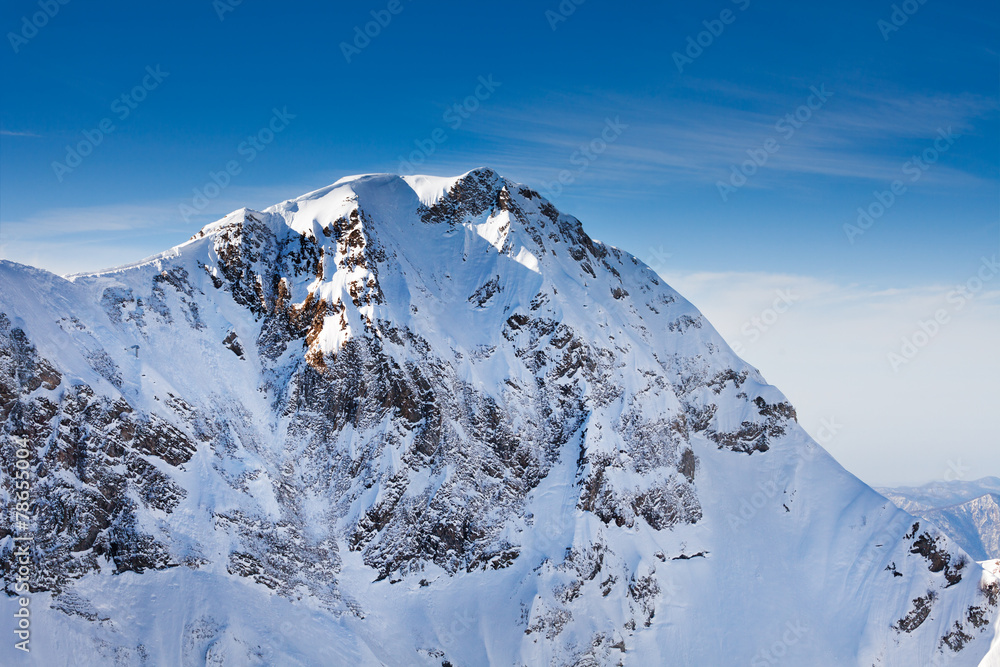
xmin=3 ymin=82 xmax=995 ymax=278
xmin=662 ymin=268 xmax=1000 ymax=487
xmin=0 ymin=202 xmax=193 ymax=276
xmin=432 ymin=85 xmax=997 ymax=197
xmin=0 ymin=182 xmax=343 ymax=276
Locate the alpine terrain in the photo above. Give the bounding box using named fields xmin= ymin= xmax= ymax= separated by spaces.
xmin=1 ymin=169 xmax=998 ymax=666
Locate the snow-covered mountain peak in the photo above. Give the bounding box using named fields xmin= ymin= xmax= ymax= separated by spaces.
xmin=2 ymin=171 xmax=999 ymax=665
xmin=402 ymin=166 xmax=503 ymax=207
xmin=161 ymin=169 xmax=680 ymax=370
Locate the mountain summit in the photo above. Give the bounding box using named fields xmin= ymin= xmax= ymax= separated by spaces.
xmin=2 ymin=169 xmax=998 ymax=665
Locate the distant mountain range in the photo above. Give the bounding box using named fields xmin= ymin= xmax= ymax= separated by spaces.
xmin=879 ymin=477 xmax=1000 ymax=562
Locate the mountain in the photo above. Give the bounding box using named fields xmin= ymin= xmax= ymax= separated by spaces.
xmin=878 ymin=478 xmax=1000 ymax=514
xmin=879 ymin=479 xmax=1000 ymax=562
xmin=2 ymin=168 xmax=998 ymax=665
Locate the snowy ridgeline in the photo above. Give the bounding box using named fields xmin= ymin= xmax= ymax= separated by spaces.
xmin=1 ymin=169 xmax=998 ymax=665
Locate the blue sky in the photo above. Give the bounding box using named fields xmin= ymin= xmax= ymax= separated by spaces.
xmin=1 ymin=0 xmax=998 ymax=485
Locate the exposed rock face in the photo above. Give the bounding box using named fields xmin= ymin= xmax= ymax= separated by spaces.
xmin=1 ymin=170 xmax=997 ymax=665
xmin=0 ymin=313 xmax=185 ymax=591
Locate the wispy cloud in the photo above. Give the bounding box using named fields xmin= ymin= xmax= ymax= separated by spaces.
xmin=661 ymin=267 xmax=1000 ymax=487
xmin=0 ymin=181 xmax=344 ymax=275
xmin=3 ymin=203 xmax=190 ymax=235
xmin=0 ymin=202 xmax=194 ymax=275
xmin=0 ymin=129 xmax=41 ymax=137
xmin=422 ymin=83 xmax=997 ymax=201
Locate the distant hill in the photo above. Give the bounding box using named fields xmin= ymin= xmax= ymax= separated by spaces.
xmin=878 ymin=478 xmax=1000 ymax=561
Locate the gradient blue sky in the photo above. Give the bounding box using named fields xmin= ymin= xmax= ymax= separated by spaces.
xmin=1 ymin=0 xmax=998 ymax=485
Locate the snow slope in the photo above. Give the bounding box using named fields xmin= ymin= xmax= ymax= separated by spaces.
xmin=1 ymin=169 xmax=998 ymax=665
